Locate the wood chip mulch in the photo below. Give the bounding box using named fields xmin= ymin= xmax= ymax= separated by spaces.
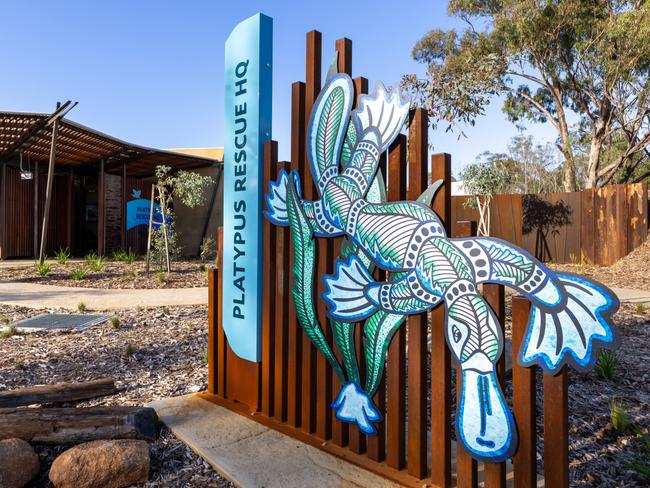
xmin=0 ymin=304 xmax=232 ymax=487
xmin=0 ymin=303 xmax=648 ymax=486
xmin=551 ymin=238 xmax=650 ymax=290
xmin=1 ymin=260 xmax=211 ymax=289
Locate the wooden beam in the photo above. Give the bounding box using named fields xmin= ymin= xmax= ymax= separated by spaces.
xmin=98 ymin=159 xmax=106 ymax=256
xmin=0 ymin=406 xmax=158 ymax=444
xmin=0 ymin=163 xmax=5 ymax=259
xmin=0 ymin=379 xmax=119 ymax=408
xmin=38 ymin=111 xmax=60 ymax=264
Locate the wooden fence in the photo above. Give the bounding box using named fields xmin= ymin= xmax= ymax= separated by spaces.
xmin=452 ymin=183 xmax=648 ymax=265
xmin=203 ymin=32 xmax=572 ymax=487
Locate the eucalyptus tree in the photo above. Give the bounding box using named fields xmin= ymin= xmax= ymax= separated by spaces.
xmin=403 ymin=0 xmax=650 ymax=190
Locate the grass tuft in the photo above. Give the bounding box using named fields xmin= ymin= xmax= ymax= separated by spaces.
xmin=634 ymin=303 xmax=646 ymax=315
xmin=595 ymin=349 xmax=618 ymax=381
xmin=124 ymin=343 xmax=136 ymax=358
xmin=70 ymin=268 xmax=88 ymax=281
xmin=610 ymin=401 xmax=634 ymax=434
xmin=77 ymin=302 xmax=87 ymax=312
xmin=110 ymin=316 xmax=120 ymax=329
xmin=55 ymin=247 xmax=71 ymax=265
xmin=0 ymin=325 xmax=17 ymax=339
xmin=36 ymin=262 xmax=51 ymax=277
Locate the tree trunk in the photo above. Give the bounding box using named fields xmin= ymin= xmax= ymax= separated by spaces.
xmin=0 ymin=406 xmax=158 ymax=444
xmin=0 ymin=379 xmax=119 ymax=408
xmin=586 ymin=134 xmax=604 ymax=189
xmin=551 ymin=83 xmax=578 ymax=192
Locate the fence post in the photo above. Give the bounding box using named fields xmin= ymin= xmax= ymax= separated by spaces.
xmin=512 ymin=297 xmax=537 ymax=487
xmin=454 ymin=221 xmax=478 ymax=488
xmin=406 ymin=108 xmax=429 ymax=479
xmin=386 ymin=134 xmax=408 ymax=471
xmin=544 ymin=368 xmax=569 ymax=487
xmin=431 ymin=153 xmax=452 ymax=488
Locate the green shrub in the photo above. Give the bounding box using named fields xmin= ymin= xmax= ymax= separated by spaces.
xmin=88 ymin=255 xmax=107 ymax=272
xmin=156 ymin=271 xmax=167 ymax=284
xmin=85 ymin=251 xmax=98 ymax=264
xmin=200 ymin=236 xmax=216 ymax=262
xmin=112 ymin=249 xmax=127 ymax=262
xmin=55 ymin=247 xmax=71 ymax=265
xmin=123 ymin=248 xmax=137 ymax=264
xmin=77 ymin=302 xmax=87 ymax=312
xmin=124 ymin=343 xmax=136 ymax=358
xmin=70 ymin=269 xmax=88 ymax=281
xmin=595 ymin=349 xmax=618 ymax=381
xmin=0 ymin=316 xmax=10 ymax=325
xmin=635 ymin=303 xmax=646 ymax=315
xmin=36 ymin=262 xmax=51 ymax=277
xmin=610 ymin=401 xmax=634 ymax=434
xmin=162 ymin=306 xmax=170 ymax=316
xmin=110 ymin=316 xmax=120 ymax=329
xmin=0 ymin=325 xmax=17 ymax=339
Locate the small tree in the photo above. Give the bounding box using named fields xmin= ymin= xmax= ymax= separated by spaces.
xmin=147 ymin=165 xmax=214 ymax=272
xmin=460 ymin=160 xmax=513 ymax=236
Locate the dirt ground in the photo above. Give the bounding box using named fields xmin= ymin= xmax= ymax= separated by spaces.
xmin=0 ymin=259 xmax=211 ymax=289
xmin=551 ymin=238 xmax=650 ymax=290
xmin=0 ymin=305 xmax=232 ymax=487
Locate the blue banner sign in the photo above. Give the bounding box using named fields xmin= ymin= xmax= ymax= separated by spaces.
xmin=126 ymin=199 xmax=166 ymax=231
xmin=222 ymin=13 xmax=273 ymax=362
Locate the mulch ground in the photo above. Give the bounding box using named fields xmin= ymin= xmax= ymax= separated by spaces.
xmin=551 ymin=238 xmax=650 ymax=291
xmin=0 ymin=305 xmax=232 ymax=487
xmin=0 ymin=259 xmax=211 ymax=289
xmin=1 ymin=301 xmax=648 ymax=487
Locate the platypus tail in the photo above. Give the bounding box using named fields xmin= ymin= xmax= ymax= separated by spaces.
xmin=519 ymin=273 xmax=619 ymax=373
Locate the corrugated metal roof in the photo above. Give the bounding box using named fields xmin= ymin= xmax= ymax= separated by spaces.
xmin=0 ymin=111 xmax=219 ymax=178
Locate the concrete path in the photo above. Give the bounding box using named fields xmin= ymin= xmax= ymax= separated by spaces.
xmin=150 ymin=394 xmax=400 ymax=488
xmin=611 ymin=287 xmax=650 ymax=306
xmin=150 ymin=394 xmax=544 ymax=488
xmin=0 ymin=280 xmax=208 ymax=311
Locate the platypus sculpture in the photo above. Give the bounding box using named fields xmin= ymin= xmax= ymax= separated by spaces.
xmin=265 ymin=66 xmax=619 ymax=462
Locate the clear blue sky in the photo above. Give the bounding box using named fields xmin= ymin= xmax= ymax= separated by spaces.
xmin=1 ymin=0 xmax=557 ymax=176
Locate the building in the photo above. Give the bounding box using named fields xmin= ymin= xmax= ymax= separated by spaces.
xmin=0 ymin=109 xmax=223 ymax=259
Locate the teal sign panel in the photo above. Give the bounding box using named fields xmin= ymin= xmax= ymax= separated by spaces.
xmin=222 ymin=13 xmax=272 ymax=362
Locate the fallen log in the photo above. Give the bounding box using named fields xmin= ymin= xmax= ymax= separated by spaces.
xmin=0 ymin=406 xmax=159 ymax=444
xmin=0 ymin=378 xmax=120 ymax=408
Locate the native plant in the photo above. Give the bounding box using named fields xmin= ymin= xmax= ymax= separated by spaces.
xmin=55 ymin=247 xmax=71 ymax=265
xmin=199 ymin=236 xmax=217 ymax=262
xmin=88 ymin=255 xmax=107 ymax=272
xmin=77 ymin=302 xmax=87 ymax=312
xmin=610 ymin=401 xmax=634 ymax=434
xmin=70 ymin=268 xmax=88 ymax=281
xmin=146 ymin=165 xmax=214 ymax=272
xmin=459 ymin=159 xmax=512 ymax=236
xmin=595 ymin=349 xmax=618 ymax=381
xmin=0 ymin=325 xmax=17 ymax=339
xmin=35 ymin=262 xmax=51 ymax=277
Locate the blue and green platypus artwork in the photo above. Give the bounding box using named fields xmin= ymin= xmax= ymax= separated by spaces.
xmin=264 ymin=65 xmax=619 ymax=463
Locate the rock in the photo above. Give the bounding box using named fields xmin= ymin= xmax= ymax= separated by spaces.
xmin=0 ymin=438 xmax=40 ymax=488
xmin=49 ymin=439 xmax=149 ymax=488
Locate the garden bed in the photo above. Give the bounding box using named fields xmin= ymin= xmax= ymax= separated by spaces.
xmin=550 ymin=238 xmax=650 ymax=291
xmin=0 ymin=304 xmax=231 ymax=487
xmin=0 ymin=301 xmax=648 ymax=486
xmin=0 ymin=259 xmax=211 ymax=289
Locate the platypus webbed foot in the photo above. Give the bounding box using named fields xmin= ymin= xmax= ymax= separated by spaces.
xmin=520 ymin=273 xmax=619 ymax=372
xmin=331 ymin=382 xmax=381 ymax=435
